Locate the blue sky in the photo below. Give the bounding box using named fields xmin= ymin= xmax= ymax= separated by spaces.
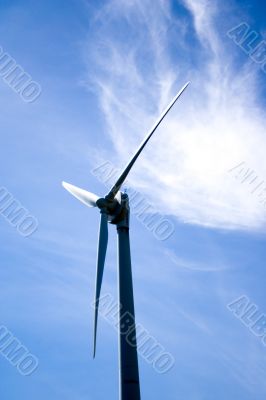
xmin=1 ymin=0 xmax=266 ymax=399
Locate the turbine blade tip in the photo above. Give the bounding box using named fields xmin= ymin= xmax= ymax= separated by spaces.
xmin=62 ymin=181 xmax=69 ymax=188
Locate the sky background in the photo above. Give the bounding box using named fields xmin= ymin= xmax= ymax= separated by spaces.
xmin=1 ymin=0 xmax=266 ymax=399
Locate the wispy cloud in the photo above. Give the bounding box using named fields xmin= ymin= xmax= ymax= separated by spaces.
xmin=164 ymin=248 xmax=230 ymax=272
xmin=83 ymin=0 xmax=266 ymax=232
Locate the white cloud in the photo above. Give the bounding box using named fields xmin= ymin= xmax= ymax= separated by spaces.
xmin=84 ymin=0 xmax=266 ymax=231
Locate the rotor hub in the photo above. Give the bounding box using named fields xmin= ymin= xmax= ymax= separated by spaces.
xmin=96 ymin=193 xmax=129 ymax=226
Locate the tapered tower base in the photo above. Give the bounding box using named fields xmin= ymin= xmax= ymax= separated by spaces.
xmin=117 ymin=195 xmax=141 ymax=400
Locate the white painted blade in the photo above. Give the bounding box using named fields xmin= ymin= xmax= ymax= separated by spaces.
xmin=93 ymin=212 xmax=108 ymax=358
xmin=62 ymin=181 xmax=99 ymax=208
xmin=107 ymin=82 xmax=190 ymax=199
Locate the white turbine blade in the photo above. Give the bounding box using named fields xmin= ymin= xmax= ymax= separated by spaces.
xmin=107 ymin=82 xmax=190 ymax=199
xmin=115 ymin=190 xmax=122 ymax=204
xmin=93 ymin=212 xmax=108 ymax=358
xmin=62 ymin=181 xmax=99 ymax=208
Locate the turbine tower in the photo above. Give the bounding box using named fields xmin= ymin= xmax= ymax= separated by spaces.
xmin=62 ymin=82 xmax=189 ymax=400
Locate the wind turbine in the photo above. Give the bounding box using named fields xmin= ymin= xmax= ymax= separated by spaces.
xmin=62 ymin=82 xmax=189 ymax=400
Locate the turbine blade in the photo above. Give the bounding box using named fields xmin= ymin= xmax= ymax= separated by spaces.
xmin=115 ymin=190 xmax=122 ymax=204
xmin=62 ymin=181 xmax=99 ymax=208
xmin=93 ymin=212 xmax=108 ymax=358
xmin=107 ymin=82 xmax=190 ymax=199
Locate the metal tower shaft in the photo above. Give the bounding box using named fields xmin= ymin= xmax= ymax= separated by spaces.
xmin=117 ymin=197 xmax=141 ymax=400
